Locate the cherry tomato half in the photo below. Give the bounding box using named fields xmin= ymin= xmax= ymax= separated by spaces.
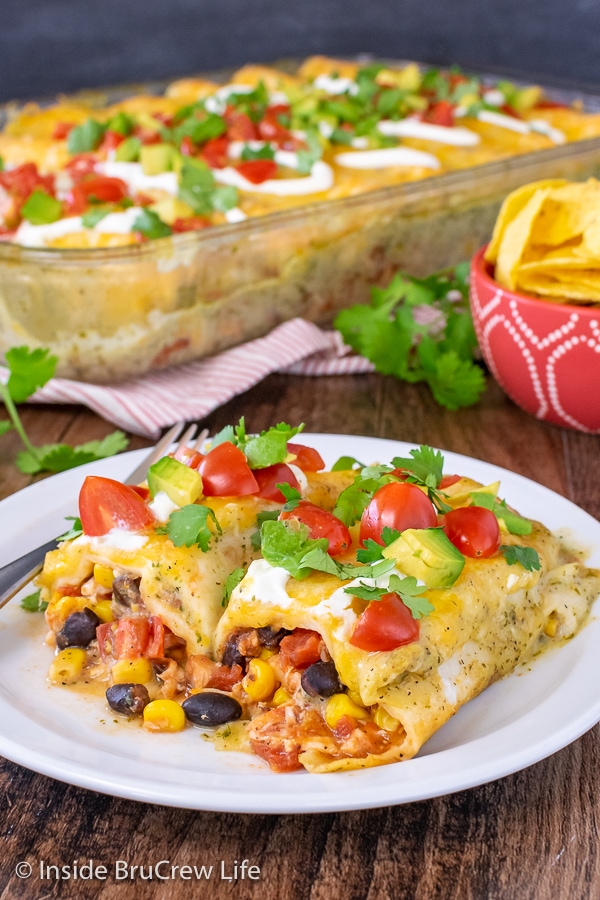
xmin=442 ymin=506 xmax=501 ymax=558
xmin=350 ymin=593 xmax=419 ymax=652
xmin=253 ymin=463 xmax=300 ymax=503
xmin=198 ymin=442 xmax=259 ymax=496
xmin=287 ymin=443 xmax=325 ymax=472
xmin=236 ymin=159 xmax=277 ymax=184
xmin=78 ymin=476 xmax=155 ymax=536
xmin=280 ymin=501 xmax=351 ymax=556
xmin=359 ymin=482 xmax=437 ymax=546
xmin=68 ymin=175 xmax=129 ymax=214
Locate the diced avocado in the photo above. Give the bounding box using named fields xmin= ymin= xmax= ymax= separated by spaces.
xmin=140 ymin=143 xmax=176 ymax=176
xmin=135 ymin=112 xmax=163 ymax=133
xmin=147 ymin=456 xmax=202 ymax=507
xmin=115 ymin=136 xmax=141 ymax=162
xmin=150 ymin=196 xmax=194 ymax=225
xmin=382 ymin=528 xmax=465 ymax=588
xmin=470 ymin=492 xmax=532 ymax=535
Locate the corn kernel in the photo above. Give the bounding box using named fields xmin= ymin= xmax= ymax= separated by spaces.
xmin=143 ymin=699 xmax=186 ymax=732
xmin=111 ymin=658 xmax=154 ymax=685
xmin=347 ymin=689 xmax=364 ymax=707
xmin=325 ymin=693 xmax=368 ymax=729
xmin=47 ymin=594 xmax=87 ymax=628
xmin=93 ymin=600 xmax=114 ymax=624
xmin=259 ymin=647 xmax=276 ymax=661
xmin=93 ymin=564 xmax=114 ymax=590
xmin=544 ymin=613 xmax=559 ymax=638
xmin=373 ymin=707 xmax=400 ymax=732
xmin=242 ymin=658 xmax=277 ymax=702
xmin=272 ymin=686 xmax=291 ymax=706
xmin=48 ymin=648 xmax=87 ymax=685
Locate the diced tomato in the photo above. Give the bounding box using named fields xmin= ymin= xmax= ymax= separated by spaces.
xmin=248 ymin=706 xmax=303 ymax=772
xmin=132 ymin=192 xmax=154 ymax=207
xmin=146 ymin=616 xmax=165 ymax=658
xmin=258 ymin=106 xmax=295 ymax=147
xmin=200 ymin=136 xmax=230 ymax=168
xmin=113 ymin=617 xmax=150 ymax=660
xmin=0 ymin=162 xmax=55 ymax=199
xmin=79 ymin=476 xmax=155 ymax=536
xmin=236 ymin=159 xmax=277 ymax=184
xmin=206 ymin=663 xmax=244 ymax=691
xmin=99 ymin=129 xmax=125 ymax=152
xmin=64 ymin=154 xmax=98 ymax=182
xmin=68 ymin=175 xmax=129 ymax=214
xmin=96 ymin=622 xmax=115 ymax=662
xmin=287 ymin=443 xmax=325 ymax=472
xmin=130 ymin=485 xmax=151 ymax=500
xmin=424 ymin=100 xmax=455 ymax=127
xmin=253 ymin=463 xmax=300 ymax=502
xmin=440 ymin=474 xmax=461 ymax=489
xmin=180 ymin=135 xmax=196 ymax=156
xmin=350 ymin=593 xmax=419 ymax=652
xmin=154 ymin=112 xmax=174 ymax=127
xmin=133 ymin=127 xmax=163 ymax=145
xmin=171 ymin=216 xmax=211 ymax=232
xmin=173 ymin=445 xmax=204 ymax=469
xmin=535 ymin=99 xmax=568 ymax=110
xmin=442 ymin=506 xmax=501 ymax=558
xmin=52 ymin=121 xmax=74 ymax=140
xmin=198 ymin=442 xmax=259 ymax=496
xmin=280 ymin=501 xmax=351 ymax=556
xmin=225 ymin=109 xmax=258 ymax=141
xmin=359 ymin=482 xmax=437 ymax=546
xmin=278 ymin=629 xmax=322 ymax=670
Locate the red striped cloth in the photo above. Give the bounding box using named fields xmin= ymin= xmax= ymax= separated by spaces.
xmin=1 ymin=319 xmax=373 ymax=438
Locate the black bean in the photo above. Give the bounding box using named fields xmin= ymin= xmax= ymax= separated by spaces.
xmin=112 ymin=575 xmax=141 ymax=607
xmin=301 ymin=660 xmax=343 ymax=699
xmin=221 ymin=629 xmax=249 ymax=669
xmin=182 ymin=691 xmax=242 ymax=727
xmin=257 ymin=626 xmax=291 ymax=648
xmin=56 ymin=607 xmax=101 ymax=649
xmin=106 ymin=683 xmax=150 ymax=716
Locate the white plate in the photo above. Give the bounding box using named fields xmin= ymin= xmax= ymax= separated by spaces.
xmin=1 ymin=434 xmax=599 ymax=814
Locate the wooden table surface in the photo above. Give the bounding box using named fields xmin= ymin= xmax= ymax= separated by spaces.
xmin=1 ymin=372 xmax=599 ymax=900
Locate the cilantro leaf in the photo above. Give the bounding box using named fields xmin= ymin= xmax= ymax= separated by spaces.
xmin=500 ymin=545 xmax=541 ymax=571
xmin=356 ymin=528 xmax=400 ymax=564
xmin=278 ymin=483 xmax=302 ymax=510
xmin=241 ymin=143 xmax=276 ymax=162
xmin=387 ymin=574 xmax=434 ymax=619
xmin=132 ymin=208 xmax=172 ymax=239
xmin=392 ymin=445 xmax=445 ymax=488
xmin=243 ymin=422 xmax=304 ymax=469
xmin=16 ymin=431 xmax=128 ymax=475
xmin=0 ymin=421 xmax=10 ymax=436
xmin=20 ymin=590 xmax=48 ymax=613
xmin=82 ymin=208 xmax=111 ymax=228
xmin=223 ymin=567 xmax=246 ymax=606
xmin=250 ymin=508 xmax=280 ymax=550
xmin=67 ymin=119 xmax=106 ymax=154
xmin=4 ymin=346 xmax=57 ymax=403
xmin=157 ymin=504 xmax=222 ymax=550
xmin=334 ymin=266 xmax=486 ymax=410
xmin=56 ymin=516 xmax=83 ymax=542
xmin=333 ymin=472 xmax=395 ymax=527
xmin=344 ymin=581 xmax=386 ymax=601
xmin=331 ymin=455 xmax=364 ymax=472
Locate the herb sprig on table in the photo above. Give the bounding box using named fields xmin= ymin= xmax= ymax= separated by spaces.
xmin=334 ymin=263 xmax=485 ymax=410
xmin=0 ymin=346 xmax=128 ymax=474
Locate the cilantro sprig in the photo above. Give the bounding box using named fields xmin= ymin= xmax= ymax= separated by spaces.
xmin=345 ymin=573 xmax=434 ymax=620
xmin=0 ymin=347 xmax=128 ymax=474
xmin=223 ymin=567 xmax=246 ymax=607
xmin=156 ymin=504 xmax=222 ymax=550
xmin=391 ymin=445 xmax=452 ymax=514
xmin=20 ymin=590 xmax=48 ymax=613
xmin=260 ymin=519 xmax=395 ymax=582
xmin=500 ymin=545 xmax=541 ymax=572
xmin=334 ymin=265 xmax=485 ymax=410
xmin=211 ymin=418 xmax=304 ymax=470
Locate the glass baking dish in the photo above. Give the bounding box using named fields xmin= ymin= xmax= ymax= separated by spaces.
xmin=2 ymin=68 xmax=600 ymax=383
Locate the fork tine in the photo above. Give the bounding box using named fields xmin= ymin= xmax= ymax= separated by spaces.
xmin=124 ymin=420 xmax=185 ymax=486
xmin=178 ymin=423 xmax=198 ymax=448
xmin=192 ymin=427 xmax=209 ymax=451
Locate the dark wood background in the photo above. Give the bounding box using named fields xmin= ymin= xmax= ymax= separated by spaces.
xmin=1 ymin=372 xmax=599 ymax=899
xmin=2 ymin=0 xmax=600 ymax=104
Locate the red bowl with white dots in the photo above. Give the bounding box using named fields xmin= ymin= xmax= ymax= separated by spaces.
xmin=470 ymin=246 xmax=600 ymax=433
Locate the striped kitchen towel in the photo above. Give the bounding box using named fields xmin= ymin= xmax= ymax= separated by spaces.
xmin=1 ymin=319 xmax=373 ymax=438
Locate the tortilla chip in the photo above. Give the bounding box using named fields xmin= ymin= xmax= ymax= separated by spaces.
xmin=485 ymin=179 xmax=567 ymax=263
xmin=494 ymin=188 xmax=553 ymax=289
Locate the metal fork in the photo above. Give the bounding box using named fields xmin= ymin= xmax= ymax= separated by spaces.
xmin=0 ymin=421 xmax=208 ymax=609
